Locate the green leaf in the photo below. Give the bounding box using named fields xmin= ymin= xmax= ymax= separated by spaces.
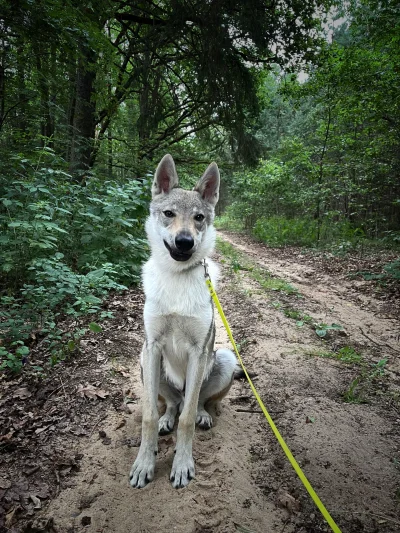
xmin=67 ymin=340 xmax=76 ymax=351
xmin=16 ymin=346 xmax=29 ymax=356
xmin=89 ymin=322 xmax=102 ymax=333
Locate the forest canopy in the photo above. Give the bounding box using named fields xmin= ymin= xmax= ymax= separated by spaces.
xmin=0 ymin=0 xmax=331 ymax=175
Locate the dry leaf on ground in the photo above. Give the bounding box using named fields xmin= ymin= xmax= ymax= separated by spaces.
xmin=77 ymin=384 xmax=109 ymax=400
xmin=13 ymin=387 xmax=32 ymax=399
xmin=276 ymin=491 xmax=301 ymax=514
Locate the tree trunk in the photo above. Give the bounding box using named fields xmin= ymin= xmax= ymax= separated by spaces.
xmin=69 ymin=44 xmax=97 ymax=178
xmin=0 ymin=38 xmax=5 ymax=131
xmin=36 ymin=44 xmax=55 ymax=146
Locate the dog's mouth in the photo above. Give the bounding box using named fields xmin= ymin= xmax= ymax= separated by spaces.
xmin=163 ymin=240 xmax=193 ymax=262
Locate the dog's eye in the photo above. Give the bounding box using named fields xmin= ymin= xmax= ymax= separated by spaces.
xmin=194 ymin=214 xmax=205 ymax=222
xmin=163 ymin=210 xmax=175 ymax=218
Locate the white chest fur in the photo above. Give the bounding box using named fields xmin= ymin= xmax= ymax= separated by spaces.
xmin=142 ymin=258 xmax=219 ymax=318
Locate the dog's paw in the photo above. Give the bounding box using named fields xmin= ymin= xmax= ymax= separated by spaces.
xmin=196 ymin=409 xmax=213 ymax=430
xmin=170 ymin=453 xmax=195 ymax=489
xmin=129 ymin=448 xmax=157 ymax=489
xmin=158 ymin=413 xmax=175 ymax=435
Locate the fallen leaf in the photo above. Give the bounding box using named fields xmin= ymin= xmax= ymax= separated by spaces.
xmin=35 ymin=426 xmax=50 ymax=435
xmin=276 ymin=491 xmax=301 ymax=514
xmin=77 ymin=384 xmax=109 ymax=400
xmin=0 ymin=431 xmax=14 ymax=442
xmin=30 ymin=494 xmax=42 ymax=510
xmin=114 ymin=365 xmax=130 ymax=377
xmin=13 ymin=387 xmax=32 ymax=399
xmin=115 ymin=419 xmax=126 ymax=430
xmin=306 ymin=416 xmax=315 ymax=424
xmin=5 ymin=506 xmax=17 ymax=527
xmin=159 ymin=436 xmax=174 ymax=452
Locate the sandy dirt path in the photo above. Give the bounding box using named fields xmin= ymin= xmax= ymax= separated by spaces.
xmin=44 ymin=314 xmax=285 ymax=533
xmin=30 ymin=232 xmax=400 ymax=533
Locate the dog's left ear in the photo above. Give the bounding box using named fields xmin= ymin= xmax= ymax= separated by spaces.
xmin=194 ymin=162 xmax=220 ymax=206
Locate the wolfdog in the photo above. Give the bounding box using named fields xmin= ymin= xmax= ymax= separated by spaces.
xmin=129 ymin=154 xmax=237 ymax=489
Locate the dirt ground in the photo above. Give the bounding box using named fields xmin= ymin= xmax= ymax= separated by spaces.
xmin=1 ymin=231 xmax=399 ymax=533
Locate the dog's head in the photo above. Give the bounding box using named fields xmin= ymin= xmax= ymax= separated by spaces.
xmin=146 ymin=154 xmax=220 ymax=264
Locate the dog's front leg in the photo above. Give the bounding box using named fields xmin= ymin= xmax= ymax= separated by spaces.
xmin=130 ymin=341 xmax=161 ymax=488
xmin=170 ymin=350 xmax=207 ymax=489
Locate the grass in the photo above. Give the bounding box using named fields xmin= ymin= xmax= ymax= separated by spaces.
xmin=307 ymin=347 xmax=388 ymax=403
xmin=252 ymin=267 xmax=298 ymax=295
xmin=283 ymin=307 xmax=313 ymax=325
xmin=307 ymin=346 xmax=363 ymax=365
xmin=216 ymin=237 xmax=298 ymax=296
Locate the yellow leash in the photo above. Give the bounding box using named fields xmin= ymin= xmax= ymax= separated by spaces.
xmin=204 ymin=264 xmax=342 ymax=533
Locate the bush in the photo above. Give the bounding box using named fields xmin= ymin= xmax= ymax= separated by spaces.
xmin=0 ymin=148 xmax=151 ymax=372
xmin=253 ymin=216 xmax=318 ymax=246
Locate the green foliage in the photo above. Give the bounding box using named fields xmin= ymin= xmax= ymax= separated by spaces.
xmin=384 ymin=259 xmax=400 ymax=280
xmin=220 ymin=1 xmax=400 ymax=249
xmin=283 ymin=308 xmax=313 ymax=326
xmin=0 ymin=150 xmax=150 ymax=287
xmin=1 ymin=0 xmax=332 ymax=177
xmin=356 ymin=257 xmax=400 ymax=282
xmin=310 ymin=346 xmax=362 ymax=364
xmin=216 ymin=239 xmax=252 ymax=274
xmin=0 ymin=149 xmax=150 ymax=372
xmin=214 ymin=212 xmax=244 ymax=232
xmin=253 ymin=217 xmax=317 ymax=247
xmin=251 ymin=268 xmax=298 ymax=295
xmin=343 ymin=358 xmax=388 ymax=404
xmin=314 ymin=323 xmax=343 ymax=338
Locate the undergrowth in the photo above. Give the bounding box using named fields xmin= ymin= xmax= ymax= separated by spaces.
xmin=0 ymin=147 xmax=151 ymax=374
xmin=216 ymin=212 xmax=400 ymax=258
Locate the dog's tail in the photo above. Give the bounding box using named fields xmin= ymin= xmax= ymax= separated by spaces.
xmin=234 ymin=366 xmax=257 ymax=380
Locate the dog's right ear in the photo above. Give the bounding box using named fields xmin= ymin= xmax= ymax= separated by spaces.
xmin=152 ymin=154 xmax=179 ymax=198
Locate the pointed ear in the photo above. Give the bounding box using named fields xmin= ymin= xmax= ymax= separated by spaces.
xmin=152 ymin=154 xmax=179 ymax=198
xmin=194 ymin=162 xmax=220 ymax=206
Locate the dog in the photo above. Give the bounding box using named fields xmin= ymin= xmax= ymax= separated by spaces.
xmin=129 ymin=154 xmax=237 ymax=489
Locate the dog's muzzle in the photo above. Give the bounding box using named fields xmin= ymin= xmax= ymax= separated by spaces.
xmin=164 ymin=232 xmax=194 ymax=262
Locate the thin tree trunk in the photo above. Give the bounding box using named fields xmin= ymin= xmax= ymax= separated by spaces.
xmin=0 ymin=38 xmax=5 ymax=130
xmin=316 ymin=105 xmax=331 ymax=243
xmin=69 ymin=44 xmax=97 ymax=178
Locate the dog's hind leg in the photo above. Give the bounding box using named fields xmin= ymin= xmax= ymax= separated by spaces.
xmin=196 ymin=348 xmax=237 ymax=429
xmin=158 ymin=378 xmax=181 ymax=435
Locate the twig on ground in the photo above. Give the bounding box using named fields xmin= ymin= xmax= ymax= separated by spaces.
xmin=235 ymin=409 xmax=263 ymax=414
xmin=359 ymin=326 xmax=400 ymax=354
xmin=89 ymin=415 xmax=108 ymax=437
xmin=54 ymin=469 xmax=60 ymax=496
xmin=59 ymin=376 xmax=68 ymax=401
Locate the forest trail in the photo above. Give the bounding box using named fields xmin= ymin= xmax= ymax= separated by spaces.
xmin=6 ymin=232 xmax=399 ymax=533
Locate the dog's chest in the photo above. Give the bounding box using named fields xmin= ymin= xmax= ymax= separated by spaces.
xmin=143 ymin=261 xmax=212 ymax=317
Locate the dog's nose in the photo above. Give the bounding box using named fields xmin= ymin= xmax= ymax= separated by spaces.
xmin=175 ymin=232 xmax=194 ymax=252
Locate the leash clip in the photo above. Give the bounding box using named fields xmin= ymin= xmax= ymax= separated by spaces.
xmin=202 ymin=259 xmax=210 ymax=279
